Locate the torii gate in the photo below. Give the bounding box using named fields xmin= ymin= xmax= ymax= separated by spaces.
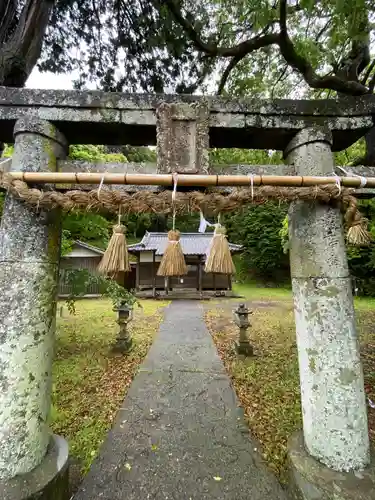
xmin=0 ymin=87 xmax=374 ymax=499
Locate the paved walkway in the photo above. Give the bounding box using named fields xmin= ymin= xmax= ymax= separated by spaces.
xmin=74 ymin=301 xmax=287 ymax=500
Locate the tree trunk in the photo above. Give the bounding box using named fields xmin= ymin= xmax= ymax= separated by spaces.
xmin=0 ymin=0 xmax=54 ymax=87
xmin=351 ymin=128 xmax=375 ymax=166
xmin=335 ymin=14 xmax=373 ymax=166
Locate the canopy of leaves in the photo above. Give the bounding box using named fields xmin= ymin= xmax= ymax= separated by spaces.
xmin=36 ymin=0 xmax=214 ymax=93
xmin=1 ymin=1 xmax=374 ymax=100
xmin=161 ymin=0 xmax=375 ymax=98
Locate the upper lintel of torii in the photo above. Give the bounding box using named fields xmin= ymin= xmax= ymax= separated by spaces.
xmin=0 ymin=86 xmax=374 ymax=152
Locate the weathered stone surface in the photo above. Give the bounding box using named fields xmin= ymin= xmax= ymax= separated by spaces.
xmin=157 ymin=101 xmax=209 ymax=174
xmin=0 ymin=118 xmax=65 ymax=480
xmin=286 ymin=128 xmax=370 ymax=473
xmin=14 ymin=117 xmax=68 ymax=149
xmin=2 ymin=87 xmax=375 ymax=115
xmin=0 ymin=262 xmax=58 ymax=479
xmin=74 ymin=302 xmax=287 ymax=500
xmin=0 ymin=87 xmax=373 ymax=149
xmin=0 ymin=196 xmax=61 ymax=262
xmin=0 ymin=435 xmax=69 ymax=500
xmin=288 ymin=432 xmax=375 ymax=500
xmin=291 ymin=277 xmax=369 ymax=471
xmin=289 ymin=203 xmax=349 ymax=278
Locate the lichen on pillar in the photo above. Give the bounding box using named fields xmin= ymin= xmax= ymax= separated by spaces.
xmin=286 ymin=127 xmax=370 ymax=473
xmin=0 ymin=118 xmax=68 ymax=481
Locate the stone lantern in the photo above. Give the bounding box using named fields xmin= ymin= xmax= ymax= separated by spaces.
xmin=233 ymin=303 xmax=253 ymax=356
xmin=112 ymin=301 xmax=133 ymax=353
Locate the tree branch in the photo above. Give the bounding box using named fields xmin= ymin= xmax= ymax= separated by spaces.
xmin=361 ymin=59 xmax=375 ymax=86
xmin=217 ymin=55 xmax=243 ymax=94
xmin=278 ymin=0 xmax=368 ymax=95
xmin=0 ymin=0 xmax=17 ymax=44
xmin=177 ymin=56 xmax=215 ymax=94
xmin=315 ymin=19 xmax=331 ymax=42
xmin=163 ymin=0 xmax=279 ymax=57
xmin=271 ymin=63 xmax=288 ymax=99
xmin=368 ymin=71 xmax=375 ymax=93
xmin=163 ymin=0 xmax=371 ymax=97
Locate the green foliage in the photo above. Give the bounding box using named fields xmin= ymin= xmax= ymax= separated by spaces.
xmin=3 ymin=145 xmax=13 ymax=157
xmin=122 ymin=213 xmax=153 ymax=239
xmin=210 ymin=148 xmax=282 ymax=165
xmin=61 ymin=230 xmax=74 ymax=256
xmin=69 ymin=145 xmax=126 ymax=163
xmin=4 ymin=0 xmax=375 ymax=100
xmin=61 ymin=145 xmax=123 ymax=252
xmin=277 ymin=200 xmax=375 ymax=295
xmin=62 ymin=212 xmax=111 ymax=248
xmin=0 ymin=145 xmax=14 ymax=218
xmin=279 ymin=216 xmax=289 ymax=254
xmin=168 ymin=213 xmax=200 ymax=232
xmin=61 ymin=211 xmax=112 ymax=259
xmin=346 ymin=199 xmax=375 ymax=295
xmin=213 ymin=0 xmax=373 ymax=99
xmin=62 ymin=269 xmax=138 ymax=314
xmin=224 ymin=203 xmax=289 ymax=283
xmin=120 ymin=146 xmax=157 ymax=163
xmin=335 ymin=139 xmax=366 ymax=166
xmin=40 ymin=2 xmax=214 ymax=93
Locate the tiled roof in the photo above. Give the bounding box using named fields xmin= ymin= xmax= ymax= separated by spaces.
xmin=75 ymin=240 xmax=104 ymax=255
xmin=127 ymin=232 xmax=242 ymax=256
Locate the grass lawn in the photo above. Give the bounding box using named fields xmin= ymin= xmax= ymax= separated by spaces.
xmin=233 ymin=282 xmax=292 ymax=301
xmin=233 ymin=282 xmax=375 ymax=309
xmin=205 ymin=284 xmax=375 ymax=483
xmin=51 ymin=298 xmax=169 ymax=475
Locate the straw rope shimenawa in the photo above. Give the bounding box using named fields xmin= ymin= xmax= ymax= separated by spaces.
xmin=0 ymin=170 xmax=371 ymax=245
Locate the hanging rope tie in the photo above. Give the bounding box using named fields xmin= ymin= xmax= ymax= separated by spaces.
xmin=333 ymin=173 xmax=342 ymax=195
xmin=248 ymin=173 xmax=255 ymax=201
xmin=336 ymin=166 xmax=367 ymax=188
xmin=157 ymin=174 xmax=188 ymax=277
xmin=198 ymin=210 xmax=216 ymax=233
xmin=97 ymin=174 xmax=105 ymax=199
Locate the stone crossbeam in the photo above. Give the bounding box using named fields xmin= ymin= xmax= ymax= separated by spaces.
xmin=0 ymin=87 xmax=374 ymax=150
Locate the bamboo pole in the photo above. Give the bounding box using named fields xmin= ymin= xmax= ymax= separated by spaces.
xmin=4 ymin=171 xmax=375 ymax=188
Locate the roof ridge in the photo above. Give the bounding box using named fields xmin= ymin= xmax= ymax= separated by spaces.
xmin=75 ymin=240 xmax=104 ymax=254
xmin=146 ymin=231 xmax=215 ymax=235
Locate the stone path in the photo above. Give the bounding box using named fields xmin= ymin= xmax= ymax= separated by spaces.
xmin=74 ymin=301 xmax=287 ymax=500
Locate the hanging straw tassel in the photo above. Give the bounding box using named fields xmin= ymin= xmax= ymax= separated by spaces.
xmin=97 ymin=224 xmax=130 ymax=276
xmin=343 ymin=196 xmax=372 ymax=246
xmin=346 ymin=215 xmax=372 ymax=246
xmin=157 ymin=230 xmax=188 ymax=277
xmin=205 ymin=225 xmax=236 ymax=274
